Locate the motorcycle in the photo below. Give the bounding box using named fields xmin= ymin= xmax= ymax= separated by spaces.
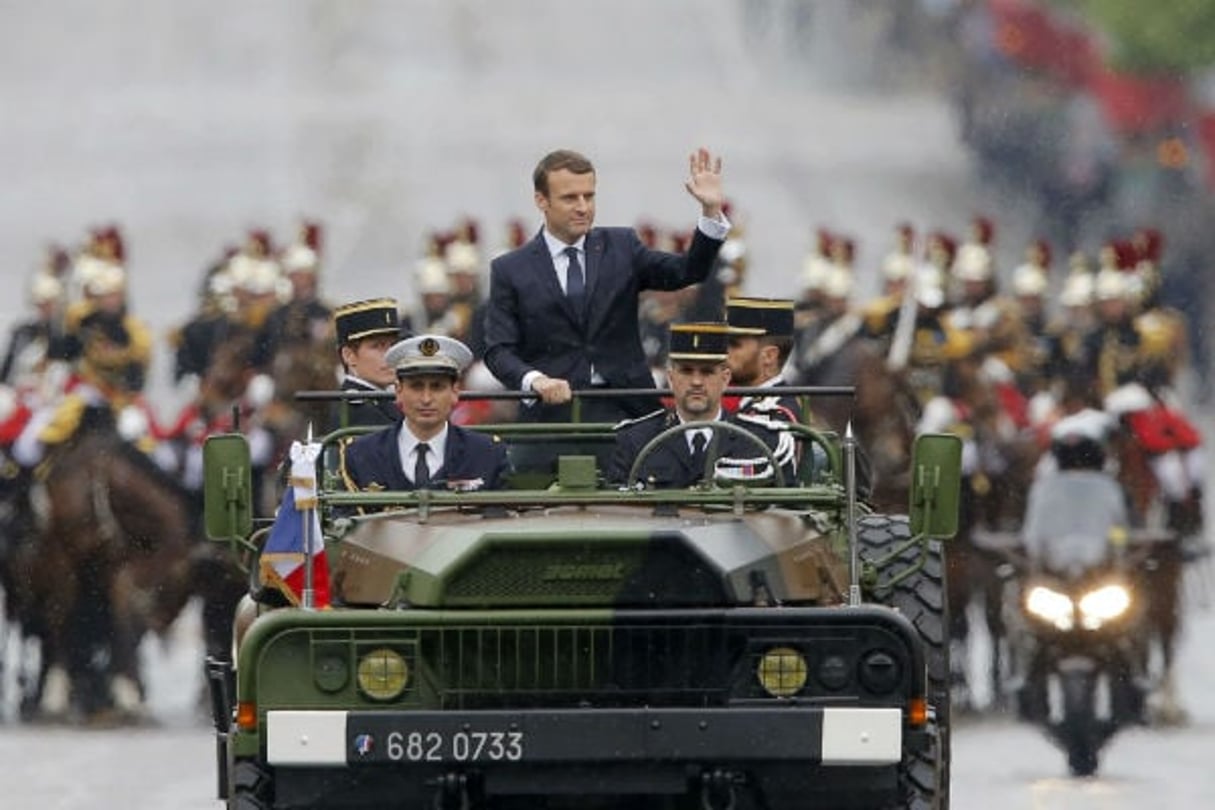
xmin=1011 ymin=561 xmax=1149 ymax=776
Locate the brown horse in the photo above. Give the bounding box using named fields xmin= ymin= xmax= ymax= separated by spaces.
xmin=21 ymin=406 xmax=197 ymax=721
xmin=1108 ymin=423 xmax=1189 ymax=724
xmin=795 ymin=336 xmax=921 ymax=512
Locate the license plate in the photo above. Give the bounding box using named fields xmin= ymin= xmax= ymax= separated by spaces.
xmin=352 ymin=726 xmax=525 ymax=763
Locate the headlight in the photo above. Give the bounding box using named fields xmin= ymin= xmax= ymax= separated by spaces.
xmin=757 ymin=647 xmax=808 ymax=697
xmin=1078 ymin=584 xmax=1131 ymax=629
xmin=356 ymin=648 xmax=409 ymax=701
xmin=1026 ymin=585 xmax=1074 ymax=631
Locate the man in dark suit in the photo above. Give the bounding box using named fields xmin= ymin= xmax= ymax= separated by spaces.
xmin=485 ymin=147 xmax=730 ymax=424
xmin=606 ymin=323 xmax=793 ymax=489
xmin=332 ymin=298 xmax=405 ymax=428
xmin=340 ymin=334 xmax=509 ymax=498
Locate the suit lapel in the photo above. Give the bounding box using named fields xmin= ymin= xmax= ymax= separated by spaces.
xmin=374 ymin=426 xmax=411 ymax=491
xmin=583 ymin=230 xmax=604 ymax=333
xmin=530 ymin=232 xmax=581 ymax=326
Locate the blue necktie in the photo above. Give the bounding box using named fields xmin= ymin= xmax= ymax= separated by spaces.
xmin=563 ymin=246 xmax=585 ymax=315
xmin=414 ymin=443 xmax=431 ymax=489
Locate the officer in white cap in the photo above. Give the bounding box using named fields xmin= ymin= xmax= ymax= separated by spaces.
xmin=340 ymin=334 xmax=509 ymax=500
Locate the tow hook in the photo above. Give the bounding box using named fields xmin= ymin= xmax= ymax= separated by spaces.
xmin=429 ymin=772 xmax=471 ymax=810
xmin=700 ymin=768 xmax=740 ymax=810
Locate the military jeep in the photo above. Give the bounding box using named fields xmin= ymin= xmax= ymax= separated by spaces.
xmin=203 ymin=395 xmax=961 ymax=810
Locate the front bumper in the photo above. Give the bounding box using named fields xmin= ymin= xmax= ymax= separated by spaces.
xmin=258 ymin=706 xmax=909 ymax=807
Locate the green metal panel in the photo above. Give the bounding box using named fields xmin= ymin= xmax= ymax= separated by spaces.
xmin=908 ymin=433 xmax=962 ymax=540
xmin=203 ymin=433 xmax=253 ymax=542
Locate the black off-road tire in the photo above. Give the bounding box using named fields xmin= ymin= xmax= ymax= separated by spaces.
xmin=228 ymin=760 xmax=274 ymax=810
xmin=858 ymin=514 xmax=950 ymax=810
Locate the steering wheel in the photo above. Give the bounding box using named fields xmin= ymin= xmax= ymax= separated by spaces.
xmin=627 ymin=420 xmax=786 ymax=488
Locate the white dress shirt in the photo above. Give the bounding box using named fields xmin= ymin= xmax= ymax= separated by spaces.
xmin=397 ymin=423 xmax=449 ymax=484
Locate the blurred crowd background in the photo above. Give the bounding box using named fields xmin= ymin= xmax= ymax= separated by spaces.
xmin=1 ymin=0 xmax=1211 ymax=413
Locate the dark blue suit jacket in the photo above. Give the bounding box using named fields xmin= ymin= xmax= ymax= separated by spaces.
xmin=340 ymin=422 xmax=509 ymax=494
xmin=484 ymin=226 xmax=723 ymax=410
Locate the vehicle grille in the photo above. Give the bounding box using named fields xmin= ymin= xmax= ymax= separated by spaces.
xmin=417 ymin=622 xmax=738 ymax=709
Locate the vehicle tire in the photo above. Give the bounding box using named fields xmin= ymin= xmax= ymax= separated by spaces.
xmin=858 ymin=514 xmax=950 ymax=810
xmin=228 ymin=760 xmax=273 ymax=810
xmin=1060 ymin=671 xmax=1099 ymax=777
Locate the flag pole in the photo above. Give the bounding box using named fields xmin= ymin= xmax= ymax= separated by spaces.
xmin=301 ymin=425 xmax=316 ymax=610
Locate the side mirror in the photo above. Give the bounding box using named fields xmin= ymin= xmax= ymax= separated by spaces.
xmin=909 ymin=433 xmax=962 ymax=540
xmin=204 ymin=433 xmax=254 ymax=542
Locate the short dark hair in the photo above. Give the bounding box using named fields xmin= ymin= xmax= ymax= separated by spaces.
xmin=533 ymin=150 xmax=595 ymax=196
xmin=763 ymin=336 xmax=795 ymax=367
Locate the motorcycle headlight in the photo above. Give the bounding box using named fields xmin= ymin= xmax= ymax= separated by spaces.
xmin=1026 ymin=585 xmax=1074 ymax=631
xmin=1078 ymin=584 xmax=1131 ymax=629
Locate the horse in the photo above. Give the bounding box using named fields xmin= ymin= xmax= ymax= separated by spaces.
xmin=793 ymin=334 xmax=921 ymax=512
xmin=1108 ymin=422 xmax=1190 ymax=725
xmin=19 ymin=405 xmax=198 ymax=721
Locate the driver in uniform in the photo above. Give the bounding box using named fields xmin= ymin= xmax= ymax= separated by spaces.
xmin=606 ymin=322 xmax=793 ymax=488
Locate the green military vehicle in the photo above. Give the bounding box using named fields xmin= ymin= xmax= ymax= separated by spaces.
xmin=203 ymin=400 xmax=961 ymax=810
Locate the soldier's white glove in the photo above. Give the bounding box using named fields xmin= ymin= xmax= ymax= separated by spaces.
xmin=245 ymin=373 xmax=276 ymax=410
xmin=117 ymin=405 xmax=150 ymax=442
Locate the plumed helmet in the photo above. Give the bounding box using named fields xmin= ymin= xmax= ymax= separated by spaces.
xmin=1093 ymin=268 xmax=1130 ymax=302
xmin=281 ymin=244 xmax=319 ymax=274
xmin=444 ymin=241 xmax=481 ymax=275
xmin=229 ymin=255 xmax=282 ymax=295
xmin=84 ymin=261 xmax=127 ymax=296
xmin=1059 ymin=272 xmax=1093 ymax=307
xmin=881 ymin=252 xmax=915 ymax=281
xmin=30 ymin=272 xmax=64 ymax=304
xmin=1011 ymin=263 xmax=1048 ymax=297
xmin=822 ymin=267 xmax=854 ymax=299
xmin=952 ymin=243 xmax=993 ymax=282
xmin=416 ymin=257 xmax=451 ymax=295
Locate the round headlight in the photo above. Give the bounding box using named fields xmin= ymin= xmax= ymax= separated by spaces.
xmin=1026 ymin=585 xmax=1074 ymax=631
xmin=357 ymin=648 xmax=409 ymax=701
xmin=757 ymin=647 xmax=808 ymax=698
xmin=1079 ymin=584 xmax=1131 ymax=629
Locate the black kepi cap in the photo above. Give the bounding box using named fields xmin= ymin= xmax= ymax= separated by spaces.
xmin=668 ymin=322 xmax=731 ymax=362
xmin=334 ymin=298 xmax=401 ymax=345
xmin=726 ymin=297 xmax=795 ymax=337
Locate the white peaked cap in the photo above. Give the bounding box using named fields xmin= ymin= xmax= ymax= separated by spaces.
xmin=386 ymin=334 xmax=473 ymax=377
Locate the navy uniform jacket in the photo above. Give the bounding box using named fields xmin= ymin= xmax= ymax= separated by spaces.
xmin=484 ymin=226 xmax=722 ymax=420
xmin=734 ymin=379 xmax=807 ymax=425
xmin=605 ymin=409 xmax=793 ymax=489
xmin=341 ymin=421 xmax=509 ymax=494
xmin=331 ymin=377 xmax=400 ymax=429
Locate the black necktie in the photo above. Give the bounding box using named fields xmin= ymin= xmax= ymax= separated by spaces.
xmin=690 ymin=431 xmax=707 ymax=471
xmin=414 ymin=442 xmax=431 ymax=489
xmin=563 ymin=246 xmax=585 ymax=314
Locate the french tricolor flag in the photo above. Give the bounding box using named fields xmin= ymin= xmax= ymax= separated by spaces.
xmin=261 ymin=440 xmax=330 ymax=607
